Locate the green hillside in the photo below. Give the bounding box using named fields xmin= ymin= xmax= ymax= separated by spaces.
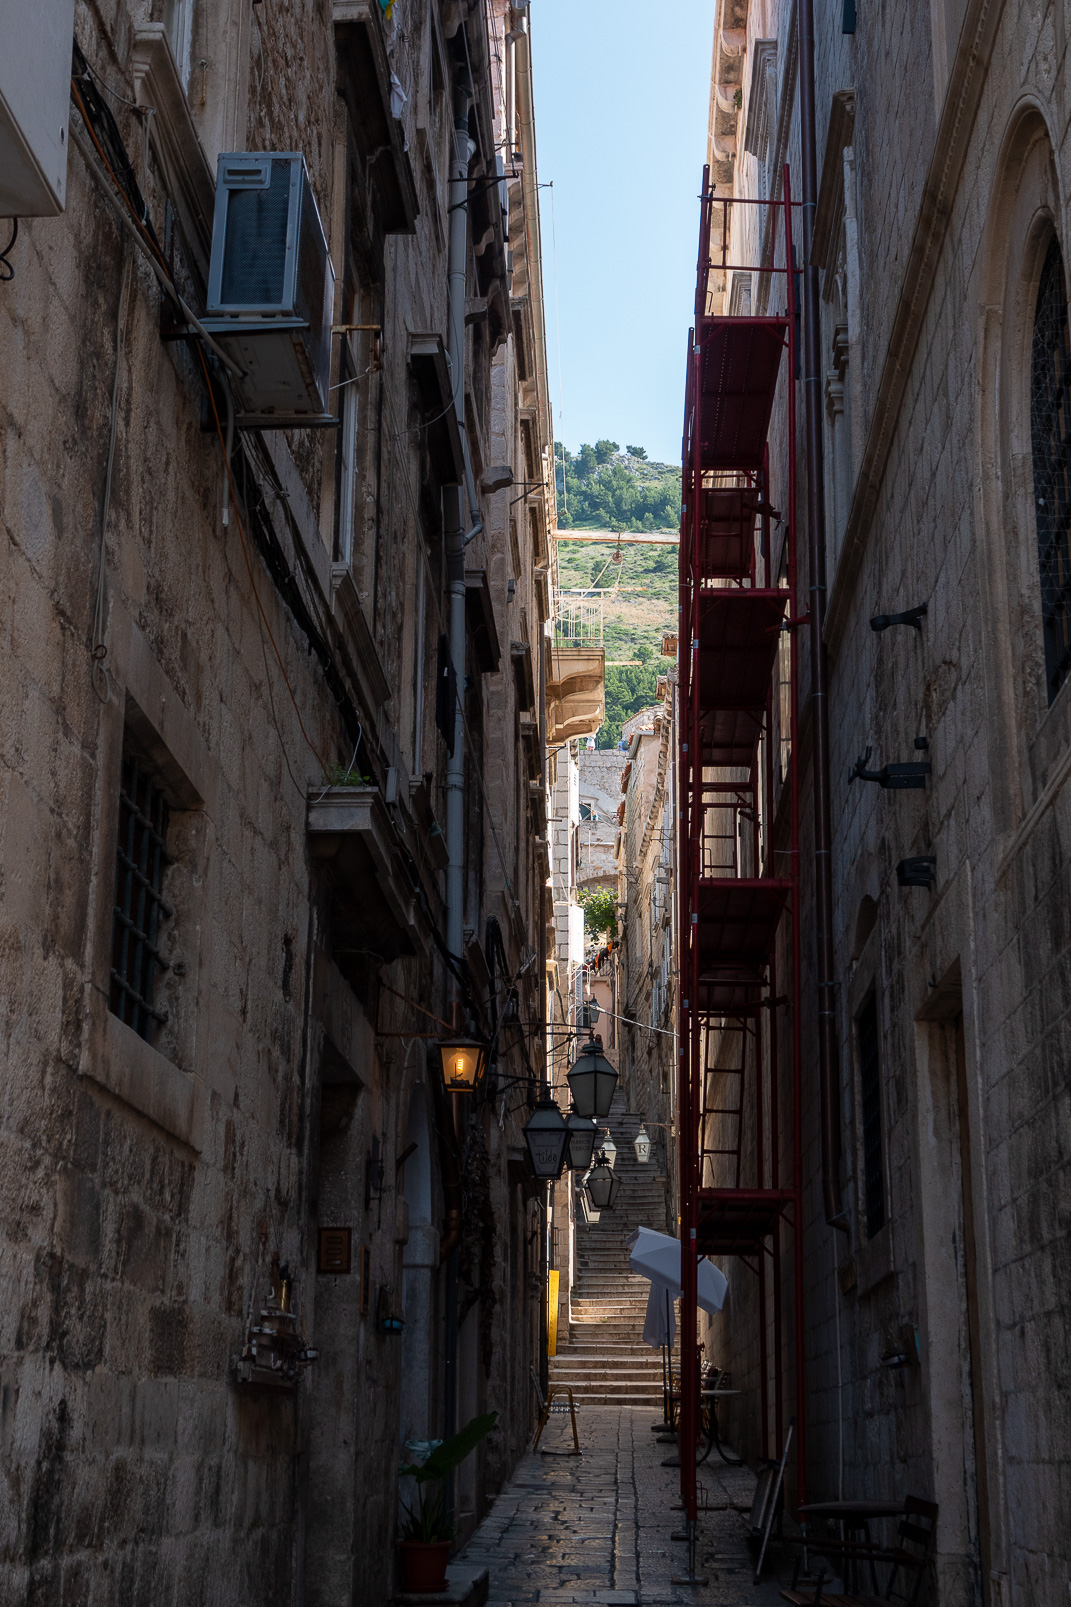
xmin=553 ymin=443 xmax=679 ymax=748
xmin=555 ymin=440 xmax=681 ymax=532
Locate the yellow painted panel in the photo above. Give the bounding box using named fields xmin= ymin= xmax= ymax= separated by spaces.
xmin=547 ymin=1269 xmax=559 ymax=1357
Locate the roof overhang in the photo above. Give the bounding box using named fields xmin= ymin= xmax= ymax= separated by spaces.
xmin=308 ymin=785 xmax=427 ymax=961
xmin=334 ymin=0 xmax=419 ymax=234
xmin=408 ymin=333 xmax=465 ymax=484
xmin=465 ymin=569 xmax=501 ymax=673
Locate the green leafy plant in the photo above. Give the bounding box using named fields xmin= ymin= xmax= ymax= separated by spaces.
xmin=324 ymin=764 xmax=371 ymax=786
xmin=578 ymin=886 xmax=618 ymax=942
xmin=398 ymin=1412 xmax=498 ymax=1542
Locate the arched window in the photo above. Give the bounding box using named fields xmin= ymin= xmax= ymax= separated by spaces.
xmin=1030 ymin=237 xmax=1071 ymax=702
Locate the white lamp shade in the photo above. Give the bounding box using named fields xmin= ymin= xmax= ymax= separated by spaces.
xmin=633 ymin=1126 xmax=651 ymax=1164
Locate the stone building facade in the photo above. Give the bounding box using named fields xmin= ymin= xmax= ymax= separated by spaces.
xmin=617 ymin=697 xmax=676 ymax=1174
xmin=0 ymin=1 xmax=555 ymax=1601
xmin=695 ymin=0 xmax=1071 ymax=1602
xmin=576 ymin=747 xmax=623 ymax=892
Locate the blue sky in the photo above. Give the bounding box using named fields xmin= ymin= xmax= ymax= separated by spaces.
xmin=530 ymin=1 xmax=715 ymax=468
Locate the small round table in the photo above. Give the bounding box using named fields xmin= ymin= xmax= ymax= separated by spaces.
xmin=798 ymin=1500 xmax=906 ymax=1593
xmin=700 ymin=1388 xmax=741 ymax=1465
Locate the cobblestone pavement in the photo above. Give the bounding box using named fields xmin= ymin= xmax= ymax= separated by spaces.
xmin=458 ymin=1408 xmax=792 ymax=1605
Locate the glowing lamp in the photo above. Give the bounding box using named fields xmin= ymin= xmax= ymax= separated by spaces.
xmin=438 ymin=1038 xmax=488 ymax=1093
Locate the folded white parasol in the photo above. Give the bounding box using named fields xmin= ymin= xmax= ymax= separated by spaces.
xmin=627 ymin=1225 xmax=729 ymax=1316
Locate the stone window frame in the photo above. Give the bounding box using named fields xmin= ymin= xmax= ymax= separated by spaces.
xmin=82 ymin=613 xmax=217 ymax=1151
xmin=979 ymin=108 xmax=1071 ymax=839
xmin=742 ymin=39 xmax=778 ymax=200
xmin=1027 ymin=236 xmax=1071 ymax=705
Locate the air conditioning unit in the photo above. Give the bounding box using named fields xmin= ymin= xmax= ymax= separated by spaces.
xmin=0 ymin=0 xmax=76 ymax=214
xmin=201 ymin=153 xmax=336 ymax=426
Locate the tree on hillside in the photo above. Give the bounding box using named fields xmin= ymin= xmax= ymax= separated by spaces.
xmin=626 ymin=445 xmax=647 ymax=459
xmin=599 ymin=660 xmax=668 ymax=748
xmin=554 ymin=446 xmax=681 ymax=532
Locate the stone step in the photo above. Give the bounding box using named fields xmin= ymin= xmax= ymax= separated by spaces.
xmin=575 ymin=1273 xmax=652 ymax=1282
xmin=574 ymin=1296 xmax=652 ymax=1305
xmin=570 ymin=1299 xmax=649 ymax=1310
xmin=572 ymin=1304 xmax=646 ymax=1317
xmin=569 ymin=1312 xmax=649 ymax=1322
xmin=574 ymin=1274 xmax=650 ymax=1285
xmin=549 ymin=1365 xmax=662 ymax=1382
xmin=575 ymin=1294 xmax=648 ymax=1303
xmin=549 ymin=1337 xmax=649 ymax=1349
xmin=546 ymin=1389 xmax=665 ymax=1406
xmin=567 ymin=1312 xmax=647 ymax=1323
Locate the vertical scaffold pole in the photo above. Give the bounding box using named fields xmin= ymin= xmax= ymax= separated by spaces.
xmin=783 ymin=163 xmax=807 ymax=1510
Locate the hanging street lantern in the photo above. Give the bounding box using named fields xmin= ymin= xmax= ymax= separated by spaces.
xmin=633 ymin=1125 xmax=652 ymax=1164
xmin=565 ymin=1112 xmax=598 ymax=1172
xmin=567 ymin=1036 xmax=618 ymax=1119
xmin=437 ymin=1037 xmax=489 ymax=1094
xmin=585 ymin=1154 xmax=622 ymax=1211
xmin=523 ymin=1097 xmax=570 ymax=1179
xmin=601 ymin=1132 xmax=617 ymax=1169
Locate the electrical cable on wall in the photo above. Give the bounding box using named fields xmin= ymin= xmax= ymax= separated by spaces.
xmin=0 ymin=219 xmax=17 ymax=283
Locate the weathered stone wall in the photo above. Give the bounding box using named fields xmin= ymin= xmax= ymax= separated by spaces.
xmin=0 ymin=0 xmax=554 ymax=1600
xmin=577 ymin=748 xmax=625 ymax=891
xmin=618 ymin=702 xmax=675 ymax=1146
xmin=705 ymin=0 xmax=1071 ymax=1597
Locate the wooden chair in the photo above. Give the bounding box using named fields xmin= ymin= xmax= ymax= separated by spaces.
xmin=529 ymin=1368 xmax=580 ymax=1455
xmin=780 ymin=1496 xmax=939 ymax=1607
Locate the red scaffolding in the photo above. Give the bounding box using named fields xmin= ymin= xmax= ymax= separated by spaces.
xmin=676 ymin=165 xmax=804 ymax=1567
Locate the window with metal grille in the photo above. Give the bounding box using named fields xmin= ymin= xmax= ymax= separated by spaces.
xmin=857 ymin=994 xmax=886 ymax=1238
xmin=1030 ymin=236 xmax=1071 ymax=703
xmin=110 ymin=754 xmax=172 ymax=1041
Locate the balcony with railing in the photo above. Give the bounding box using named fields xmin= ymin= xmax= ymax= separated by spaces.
xmin=546 ymin=592 xmax=605 ymax=745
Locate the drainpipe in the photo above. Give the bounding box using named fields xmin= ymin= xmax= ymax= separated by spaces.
xmin=799 ymin=0 xmax=848 ymax=1231
xmin=445 ymin=80 xmax=475 ymax=1005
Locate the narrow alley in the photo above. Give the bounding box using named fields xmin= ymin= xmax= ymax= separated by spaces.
xmin=455 ymin=1410 xmax=786 ymax=1607
xmin=1 ymin=0 xmax=1070 ymax=1601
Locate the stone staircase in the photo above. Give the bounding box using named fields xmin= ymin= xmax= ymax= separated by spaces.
xmin=548 ymin=1096 xmax=673 ymax=1407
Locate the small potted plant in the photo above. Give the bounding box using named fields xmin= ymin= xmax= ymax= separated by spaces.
xmin=397 ymin=1412 xmax=497 ymax=1593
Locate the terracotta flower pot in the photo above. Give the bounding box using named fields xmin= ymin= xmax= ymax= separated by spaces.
xmin=397 ymin=1539 xmax=451 ymax=1594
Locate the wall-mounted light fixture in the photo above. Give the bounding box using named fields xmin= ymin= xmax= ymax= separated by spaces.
xmin=585 ymin=1153 xmax=621 ymax=1211
xmin=567 ymin=1036 xmax=618 ymax=1119
xmin=437 ymin=1037 xmax=489 ymax=1094
xmin=523 ymin=1097 xmax=569 ymax=1179
xmin=565 ymin=1112 xmax=598 ymax=1172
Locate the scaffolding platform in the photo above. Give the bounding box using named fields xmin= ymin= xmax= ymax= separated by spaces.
xmin=696 ymin=1188 xmax=795 ymax=1256
xmin=698 ymin=588 xmax=786 ymax=717
xmin=678 ymin=163 xmax=804 ymax=1523
xmin=698 ymin=486 xmax=765 ymax=579
xmin=696 ymin=318 xmax=788 ymax=470
xmin=697 ymin=877 xmax=791 ymax=968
